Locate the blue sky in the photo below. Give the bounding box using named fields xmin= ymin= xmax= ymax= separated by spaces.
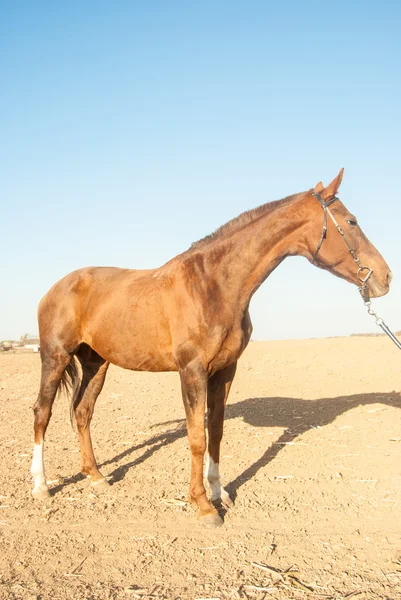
xmin=1 ymin=1 xmax=400 ymax=342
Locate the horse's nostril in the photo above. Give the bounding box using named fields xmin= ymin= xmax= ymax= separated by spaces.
xmin=387 ymin=271 xmax=393 ymax=286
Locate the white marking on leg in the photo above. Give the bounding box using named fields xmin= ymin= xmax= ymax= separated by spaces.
xmin=206 ymin=455 xmax=232 ymax=507
xmin=31 ymin=442 xmax=49 ymax=497
xmin=206 ymin=455 xmax=221 ymax=500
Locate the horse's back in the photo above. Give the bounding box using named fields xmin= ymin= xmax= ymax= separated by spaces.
xmin=40 ymin=266 xmax=156 ymax=307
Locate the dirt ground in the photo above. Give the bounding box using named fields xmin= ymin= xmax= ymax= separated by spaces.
xmin=1 ymin=337 xmax=401 ymax=600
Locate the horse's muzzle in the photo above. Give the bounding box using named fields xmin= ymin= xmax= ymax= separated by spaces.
xmin=369 ymin=270 xmax=392 ymax=298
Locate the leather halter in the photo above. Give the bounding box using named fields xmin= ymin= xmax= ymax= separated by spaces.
xmin=312 ymin=191 xmax=373 ymax=302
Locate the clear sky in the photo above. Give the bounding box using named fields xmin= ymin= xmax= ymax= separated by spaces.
xmin=1 ymin=1 xmax=400 ymax=342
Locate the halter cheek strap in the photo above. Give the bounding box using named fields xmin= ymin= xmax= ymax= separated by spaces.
xmin=311 ymin=192 xmax=339 ymax=265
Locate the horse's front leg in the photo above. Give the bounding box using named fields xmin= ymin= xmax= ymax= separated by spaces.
xmin=179 ymin=358 xmax=223 ymax=527
xmin=206 ymin=361 xmax=237 ymax=509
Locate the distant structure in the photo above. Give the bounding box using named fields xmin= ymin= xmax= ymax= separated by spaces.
xmin=350 ymin=331 xmax=401 ymax=338
xmin=20 ymin=333 xmax=40 ymax=353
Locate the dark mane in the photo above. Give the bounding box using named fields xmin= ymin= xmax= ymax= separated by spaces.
xmin=191 ymin=191 xmax=307 ymax=249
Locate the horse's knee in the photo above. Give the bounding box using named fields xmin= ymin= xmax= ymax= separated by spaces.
xmin=189 ymin=436 xmax=206 ymax=457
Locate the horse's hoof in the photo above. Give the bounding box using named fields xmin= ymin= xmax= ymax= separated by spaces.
xmin=32 ymin=488 xmax=51 ymax=501
xmin=221 ymin=490 xmax=234 ymax=509
xmin=90 ymin=478 xmax=110 ymax=492
xmin=198 ymin=512 xmax=224 ymax=528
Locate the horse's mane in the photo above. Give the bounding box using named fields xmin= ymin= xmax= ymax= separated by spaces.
xmin=191 ymin=191 xmax=306 ymax=249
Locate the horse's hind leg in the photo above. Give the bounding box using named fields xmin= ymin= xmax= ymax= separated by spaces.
xmin=74 ymin=345 xmax=109 ymax=488
xmin=206 ymin=361 xmax=237 ymax=509
xmin=31 ymin=348 xmax=72 ymax=499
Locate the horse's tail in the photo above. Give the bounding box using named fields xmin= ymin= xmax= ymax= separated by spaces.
xmin=59 ymin=356 xmax=81 ymax=426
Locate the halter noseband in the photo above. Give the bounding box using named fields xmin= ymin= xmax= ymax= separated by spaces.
xmin=312 ymin=191 xmax=373 ymax=302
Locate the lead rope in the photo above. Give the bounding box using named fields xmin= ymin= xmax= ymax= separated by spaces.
xmin=363 ymin=301 xmax=401 ymax=350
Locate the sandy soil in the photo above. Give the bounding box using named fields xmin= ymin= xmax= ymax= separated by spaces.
xmin=1 ymin=337 xmax=401 ymax=600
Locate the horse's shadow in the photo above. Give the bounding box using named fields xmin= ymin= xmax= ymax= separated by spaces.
xmin=100 ymin=391 xmax=400 ymax=495
xmin=53 ymin=391 xmax=401 ymax=499
xmin=224 ymin=391 xmax=401 ymax=500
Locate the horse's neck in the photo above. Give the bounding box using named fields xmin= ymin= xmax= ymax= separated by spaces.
xmin=201 ymin=199 xmax=309 ymax=310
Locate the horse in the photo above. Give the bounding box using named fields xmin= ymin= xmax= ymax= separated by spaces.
xmin=31 ymin=169 xmax=392 ymax=527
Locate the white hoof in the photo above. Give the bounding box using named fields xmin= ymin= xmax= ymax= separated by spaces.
xmin=32 ymin=487 xmax=51 ymax=501
xmin=220 ymin=488 xmax=234 ymax=509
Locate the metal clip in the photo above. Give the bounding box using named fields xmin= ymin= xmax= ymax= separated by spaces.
xmin=363 ymin=299 xmax=401 ymax=351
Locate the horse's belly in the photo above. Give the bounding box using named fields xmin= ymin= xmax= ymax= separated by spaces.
xmin=95 ymin=340 xmax=177 ymax=372
xmin=113 ymin=350 xmax=177 ymax=372
xmin=87 ymin=323 xmax=177 ymax=372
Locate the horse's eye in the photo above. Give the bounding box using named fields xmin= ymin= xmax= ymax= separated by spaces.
xmin=346 ymin=219 xmax=358 ymax=227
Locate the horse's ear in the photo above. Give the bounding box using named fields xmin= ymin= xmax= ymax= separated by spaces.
xmin=314 ymin=181 xmax=324 ymax=194
xmin=322 ymin=168 xmax=344 ymax=199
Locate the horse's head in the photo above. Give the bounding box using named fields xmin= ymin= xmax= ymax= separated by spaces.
xmin=304 ymin=169 xmax=391 ymax=298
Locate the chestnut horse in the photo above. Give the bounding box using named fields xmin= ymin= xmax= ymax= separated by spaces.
xmin=31 ymin=169 xmax=391 ymax=527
